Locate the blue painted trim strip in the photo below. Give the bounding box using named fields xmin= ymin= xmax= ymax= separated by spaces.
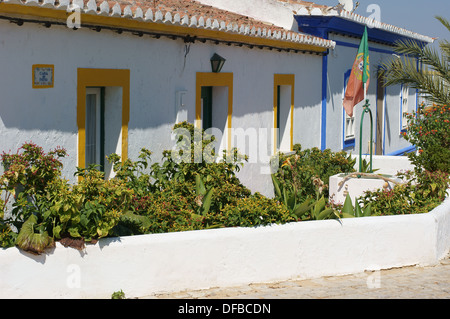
xmin=294 ymin=16 xmax=430 ymax=47
xmin=343 ymin=138 xmax=355 ymax=149
xmin=321 ymin=52 xmax=328 ymax=150
xmin=334 ymin=40 xmax=398 ymax=55
xmin=386 ymin=145 xmax=416 ymax=156
xmin=400 ymin=83 xmax=405 ymax=132
xmin=382 ymin=87 xmax=387 ymax=155
xmin=342 ymin=69 xmax=353 ymax=150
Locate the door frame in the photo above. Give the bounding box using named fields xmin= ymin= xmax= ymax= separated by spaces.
xmin=195 ymin=72 xmax=233 ymax=151
xmin=273 ymin=74 xmax=295 ymax=154
xmin=77 ymin=68 xmax=130 ymax=173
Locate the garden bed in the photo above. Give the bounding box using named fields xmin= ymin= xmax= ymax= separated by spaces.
xmin=1 ymin=193 xmax=449 ymax=299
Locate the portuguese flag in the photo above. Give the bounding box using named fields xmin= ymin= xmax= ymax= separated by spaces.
xmin=343 ymin=26 xmax=370 ymax=117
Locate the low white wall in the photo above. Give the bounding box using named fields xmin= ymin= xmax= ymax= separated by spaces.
xmin=350 ymin=155 xmax=415 ymax=175
xmin=328 ymin=155 xmax=415 ymax=204
xmin=1 ymin=195 xmax=449 ymax=299
xmin=329 ymin=174 xmax=401 ymax=205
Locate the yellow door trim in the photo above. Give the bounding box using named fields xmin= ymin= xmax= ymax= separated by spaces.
xmin=195 ymin=72 xmax=233 ymax=150
xmin=274 ymin=74 xmax=295 ymax=153
xmin=77 ymin=68 xmax=130 ymax=172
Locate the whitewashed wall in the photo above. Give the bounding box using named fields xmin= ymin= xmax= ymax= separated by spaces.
xmin=0 ymin=20 xmax=324 ymax=196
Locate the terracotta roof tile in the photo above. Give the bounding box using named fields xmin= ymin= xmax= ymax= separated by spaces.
xmin=98 ymin=0 xmax=282 ymax=30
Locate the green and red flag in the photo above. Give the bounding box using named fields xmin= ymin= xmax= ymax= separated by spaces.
xmin=343 ymin=26 xmax=370 ymax=117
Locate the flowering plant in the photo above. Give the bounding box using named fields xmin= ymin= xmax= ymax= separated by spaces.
xmin=402 ymin=103 xmax=450 ymax=173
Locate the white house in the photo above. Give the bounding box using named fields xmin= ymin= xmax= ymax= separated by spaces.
xmin=196 ymin=0 xmax=435 ymax=156
xmin=0 ymin=0 xmax=337 ymax=196
xmin=0 ymin=0 xmax=434 ymax=197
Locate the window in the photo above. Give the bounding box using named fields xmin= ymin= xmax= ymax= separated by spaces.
xmin=401 ymin=84 xmax=409 ymax=130
xmin=343 ymin=69 xmax=355 ymax=148
xmin=344 ymin=112 xmax=356 ymax=140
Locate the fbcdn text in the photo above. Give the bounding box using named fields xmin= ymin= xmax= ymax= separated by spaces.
xmin=222 ymin=303 xmax=270 ymax=314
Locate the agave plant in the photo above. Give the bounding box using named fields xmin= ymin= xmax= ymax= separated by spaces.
xmin=341 ymin=194 xmax=372 ymax=218
xmin=272 ymin=174 xmax=338 ymax=220
xmin=380 ymin=16 xmax=450 ymax=106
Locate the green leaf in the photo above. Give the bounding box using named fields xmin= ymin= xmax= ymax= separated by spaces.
xmin=201 ymin=188 xmax=214 ymax=216
xmin=312 ymin=196 xmax=326 ymax=219
xmin=292 ymin=198 xmax=315 ymax=218
xmin=60 ymin=211 xmax=72 ymax=223
xmin=271 ymin=174 xmax=282 ymax=199
xmin=80 ymin=214 xmax=89 ymax=227
xmin=286 ymin=190 xmax=296 ymax=209
xmin=195 ymin=174 xmax=206 ymax=196
xmin=43 ymin=209 xmax=52 ymax=220
xmin=354 ymin=200 xmax=363 ymax=218
xmin=317 ymin=208 xmax=334 ymax=220
xmin=68 ymin=227 xmax=81 ymax=238
xmin=342 ymin=213 xmax=356 ymax=218
xmin=53 ymin=225 xmax=62 ymax=239
xmin=363 ymin=203 xmax=372 ymax=217
xmin=342 ymin=194 xmax=354 ymax=216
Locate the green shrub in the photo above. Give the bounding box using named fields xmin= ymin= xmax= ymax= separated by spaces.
xmin=0 ymin=222 xmax=16 ymax=248
xmin=275 ymin=145 xmax=356 ymax=202
xmin=402 ymin=103 xmax=450 ymax=174
xmin=130 ymin=188 xmax=204 ymax=233
xmin=107 ymin=148 xmax=154 ymax=196
xmin=360 ymin=170 xmax=450 ymax=216
xmin=206 ymin=193 xmax=295 ymax=228
xmin=71 ymin=167 xmax=133 ymax=241
xmin=146 ymin=122 xmax=251 ymax=214
xmin=0 ymin=142 xmax=67 ymax=229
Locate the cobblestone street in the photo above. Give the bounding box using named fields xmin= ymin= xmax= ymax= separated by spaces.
xmin=142 ymin=255 xmax=450 ymax=299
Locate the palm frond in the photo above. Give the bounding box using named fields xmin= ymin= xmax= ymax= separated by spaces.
xmin=436 ymin=16 xmax=450 ymax=33
xmin=381 ymin=16 xmax=450 ymax=106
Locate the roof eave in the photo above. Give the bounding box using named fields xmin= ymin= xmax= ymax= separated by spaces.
xmin=0 ymin=1 xmax=336 ymax=53
xmin=294 ymin=14 xmax=434 ymax=47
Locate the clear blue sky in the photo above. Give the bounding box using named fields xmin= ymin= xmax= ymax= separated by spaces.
xmin=315 ymin=0 xmax=449 ymax=49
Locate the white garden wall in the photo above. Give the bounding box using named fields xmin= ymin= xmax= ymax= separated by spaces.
xmin=1 ymin=195 xmax=449 ymax=299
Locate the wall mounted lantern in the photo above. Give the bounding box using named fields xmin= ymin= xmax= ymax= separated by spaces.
xmin=210 ymin=53 xmax=226 ymax=73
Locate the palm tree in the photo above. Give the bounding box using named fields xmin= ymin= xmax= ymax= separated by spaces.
xmin=381 ymin=16 xmax=449 ymax=106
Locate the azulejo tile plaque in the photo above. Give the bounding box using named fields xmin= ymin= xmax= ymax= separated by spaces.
xmin=33 ymin=64 xmax=54 ymax=88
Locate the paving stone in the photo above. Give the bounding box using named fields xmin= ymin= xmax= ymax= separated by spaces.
xmin=141 ymin=255 xmax=450 ymax=299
